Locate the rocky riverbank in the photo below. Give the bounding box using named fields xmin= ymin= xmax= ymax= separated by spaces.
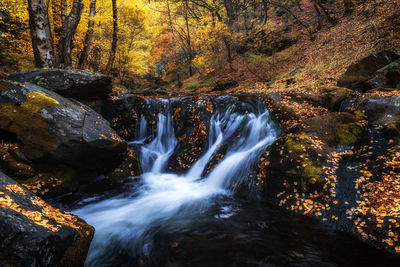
xmin=0 ymin=50 xmax=400 ymax=265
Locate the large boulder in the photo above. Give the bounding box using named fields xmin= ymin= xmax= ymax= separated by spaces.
xmin=338 ymin=50 xmax=400 ymax=91
xmin=101 ymin=94 xmax=141 ymax=141
xmin=304 ymin=112 xmax=364 ymax=146
xmin=257 ymin=93 xmax=400 ymax=255
xmin=0 ymin=79 xmax=126 ymax=197
xmin=0 ymin=172 xmax=94 ymax=266
xmin=8 ymin=69 xmax=112 ymax=101
xmin=355 ymin=90 xmax=400 ymax=139
xmin=367 ymin=58 xmax=400 ymax=90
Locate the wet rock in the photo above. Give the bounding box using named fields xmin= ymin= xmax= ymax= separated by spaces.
xmin=257 ymin=90 xmax=400 ymax=255
xmin=8 ymin=69 xmax=112 ymax=101
xmin=107 ymin=147 xmax=142 ymax=184
xmin=338 ymin=50 xmax=400 ymax=91
xmin=304 ymin=112 xmax=365 ymax=146
xmin=259 ymin=132 xmax=334 ymax=204
xmin=0 ymin=79 xmax=126 ymax=197
xmin=0 ymin=172 xmax=94 ymax=266
xmin=262 ymin=92 xmax=300 ymax=127
xmin=101 ymin=94 xmax=142 ymax=140
xmin=132 ymin=88 xmax=169 ymax=96
xmin=356 ymin=91 xmax=400 ymax=126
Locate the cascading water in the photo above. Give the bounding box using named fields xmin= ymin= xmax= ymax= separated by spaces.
xmin=73 ymin=96 xmax=279 ymax=266
xmin=72 ymin=96 xmax=400 ymax=267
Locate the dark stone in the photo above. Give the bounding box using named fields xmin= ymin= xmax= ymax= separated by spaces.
xmin=355 ymin=93 xmax=400 ymax=127
xmin=0 ymin=172 xmax=94 ymax=266
xmin=8 ymin=69 xmax=112 ymax=101
xmin=261 ymin=92 xmax=300 ymax=127
xmin=304 ymin=112 xmax=364 ymax=146
xmin=0 ymin=79 xmax=126 ymax=184
xmin=256 ymin=91 xmax=400 ymax=255
xmin=338 ymin=50 xmax=400 ymax=91
xmin=101 ymin=94 xmax=142 ymax=141
xmin=366 ymin=58 xmax=400 ymax=89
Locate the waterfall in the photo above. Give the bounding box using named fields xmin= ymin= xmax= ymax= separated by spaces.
xmin=73 ymin=96 xmax=279 ymax=266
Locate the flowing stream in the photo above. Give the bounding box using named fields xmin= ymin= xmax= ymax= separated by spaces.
xmin=73 ymin=97 xmax=399 ymax=266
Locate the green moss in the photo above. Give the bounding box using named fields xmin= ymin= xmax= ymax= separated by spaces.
xmin=186 ymin=80 xmax=213 ymax=89
xmin=299 ymin=132 xmax=309 ymax=139
xmin=285 ymin=159 xmax=323 ymax=191
xmin=284 ymin=138 xmax=304 ymax=152
xmin=353 ymin=110 xmax=366 ymax=121
xmin=0 ymin=91 xmax=59 ymax=158
xmin=303 ymin=159 xmax=324 ymax=182
xmin=338 ymin=122 xmax=363 ymax=145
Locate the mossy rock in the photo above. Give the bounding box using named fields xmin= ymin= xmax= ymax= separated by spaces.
xmin=337 ymin=121 xmax=363 ymax=145
xmin=0 ymin=91 xmax=59 ymax=159
xmin=0 ymin=79 xmax=128 ymax=197
xmin=259 ymin=132 xmax=332 ymax=200
xmin=383 ymin=120 xmax=400 ymax=138
xmin=0 ymin=79 xmax=126 ymax=170
xmin=304 ymin=112 xmax=365 ymax=146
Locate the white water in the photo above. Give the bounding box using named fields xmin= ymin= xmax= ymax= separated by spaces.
xmin=73 ymin=98 xmax=278 ymax=266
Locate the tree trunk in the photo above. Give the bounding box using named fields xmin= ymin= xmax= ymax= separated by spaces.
xmin=166 ymin=0 xmax=182 ymax=88
xmin=262 ymin=0 xmax=268 ymax=24
xmin=105 ymin=0 xmax=118 ymax=74
xmin=78 ymin=0 xmax=96 ymax=69
xmin=58 ymin=0 xmax=83 ymax=68
xmin=51 ymin=0 xmax=67 ymax=64
xmin=27 ymin=0 xmax=55 ymax=68
xmin=184 ymin=0 xmax=193 ymax=76
xmin=313 ymin=0 xmax=322 ymax=30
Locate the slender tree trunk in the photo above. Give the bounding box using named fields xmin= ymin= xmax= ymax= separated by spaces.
xmin=78 ymin=0 xmax=96 ymax=69
xmin=51 ymin=0 xmax=67 ymax=64
xmin=262 ymin=0 xmax=268 ymax=24
xmin=313 ymin=0 xmax=322 ymax=30
xmin=223 ymin=0 xmax=235 ymax=27
xmin=166 ymin=0 xmax=182 ymax=88
xmin=58 ymin=0 xmax=83 ymax=68
xmin=106 ymin=0 xmax=118 ymax=74
xmin=27 ymin=0 xmax=55 ymax=68
xmin=184 ymin=0 xmax=193 ymax=76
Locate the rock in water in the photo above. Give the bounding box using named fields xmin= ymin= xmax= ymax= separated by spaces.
xmin=8 ymin=69 xmax=112 ymax=101
xmin=0 ymin=79 xmax=126 ymax=175
xmin=0 ymin=172 xmax=94 ymax=266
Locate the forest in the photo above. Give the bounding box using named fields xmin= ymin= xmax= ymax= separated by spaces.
xmin=0 ymin=0 xmax=397 ymax=89
xmin=1 ymin=0 xmax=400 ymax=266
